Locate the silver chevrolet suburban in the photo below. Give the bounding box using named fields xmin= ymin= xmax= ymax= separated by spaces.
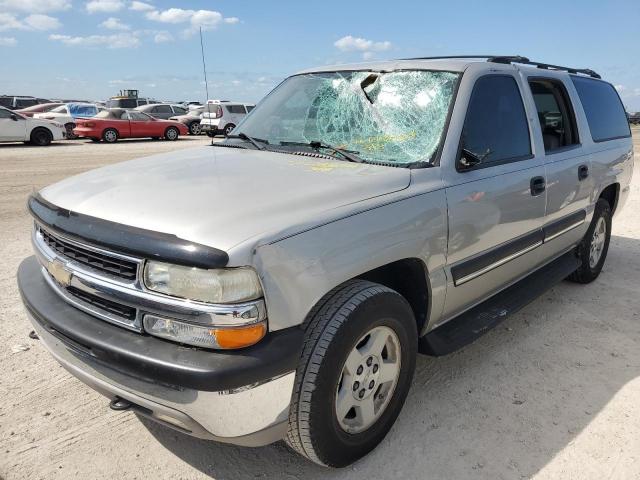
xmin=17 ymin=56 xmax=633 ymax=467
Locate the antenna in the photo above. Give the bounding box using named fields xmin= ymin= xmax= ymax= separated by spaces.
xmin=199 ymin=27 xmax=213 ymax=145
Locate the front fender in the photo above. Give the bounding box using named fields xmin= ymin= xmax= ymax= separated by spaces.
xmin=254 ymin=191 xmax=448 ymax=332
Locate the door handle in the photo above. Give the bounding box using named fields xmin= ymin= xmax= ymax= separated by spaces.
xmin=578 ymin=164 xmax=589 ymax=181
xmin=530 ymin=176 xmax=546 ymax=196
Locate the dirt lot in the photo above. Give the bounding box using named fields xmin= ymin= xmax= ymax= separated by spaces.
xmin=1 ymin=133 xmax=639 ymax=480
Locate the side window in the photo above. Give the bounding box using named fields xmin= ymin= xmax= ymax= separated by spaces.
xmin=571 ymin=76 xmax=631 ymax=142
xmin=528 ymin=79 xmax=579 ymax=152
xmin=154 ymin=105 xmax=173 ymax=114
xmin=459 ymin=75 xmax=531 ymax=169
xmin=227 ymin=104 xmax=246 ymax=114
xmin=172 ymin=106 xmax=186 ymax=114
xmin=245 ymin=105 xmax=255 ymax=112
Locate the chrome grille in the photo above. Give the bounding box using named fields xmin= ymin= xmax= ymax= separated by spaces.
xmin=40 ymin=228 xmax=138 ymax=281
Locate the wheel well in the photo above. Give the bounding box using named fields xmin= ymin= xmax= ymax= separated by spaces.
xmin=599 ymin=183 xmax=619 ymax=215
xmin=356 ymin=258 xmax=429 ymax=333
xmin=31 ymin=126 xmax=51 ymax=136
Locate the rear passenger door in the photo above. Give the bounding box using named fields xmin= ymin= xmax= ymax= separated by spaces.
xmin=525 ymin=76 xmax=592 ymax=257
xmin=442 ymin=73 xmax=547 ymax=321
xmin=152 ymin=105 xmax=173 ymax=120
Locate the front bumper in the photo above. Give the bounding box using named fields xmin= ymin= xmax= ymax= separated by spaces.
xmin=17 ymin=256 xmax=302 ymax=446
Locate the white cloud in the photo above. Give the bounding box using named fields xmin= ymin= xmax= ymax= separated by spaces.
xmin=49 ymin=32 xmax=139 ymax=48
xmin=0 ymin=0 xmax=71 ymax=13
xmin=615 ymin=85 xmax=626 ymax=92
xmin=153 ymin=31 xmax=173 ymax=43
xmin=145 ymin=8 xmax=239 ymax=35
xmin=129 ymin=0 xmax=153 ymax=11
xmin=0 ymin=13 xmax=25 ymax=31
xmin=0 ymin=36 xmax=17 ymax=46
xmin=100 ymin=17 xmax=130 ymax=30
xmin=146 ymin=8 xmax=193 ymax=23
xmin=86 ymin=0 xmax=125 ymax=14
xmin=24 ymin=14 xmax=61 ymax=30
xmin=0 ymin=12 xmax=61 ymax=31
xmin=334 ymin=35 xmax=392 ymax=55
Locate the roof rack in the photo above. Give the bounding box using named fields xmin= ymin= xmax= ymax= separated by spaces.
xmin=400 ymin=55 xmax=601 ymax=79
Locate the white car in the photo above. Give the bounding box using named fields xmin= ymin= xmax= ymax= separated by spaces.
xmin=0 ymin=106 xmax=65 ymax=146
xmin=34 ymin=103 xmax=101 ymax=139
xmin=199 ymin=101 xmax=255 ymax=137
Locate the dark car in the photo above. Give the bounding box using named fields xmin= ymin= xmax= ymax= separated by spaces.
xmin=136 ymin=103 xmax=188 ymax=120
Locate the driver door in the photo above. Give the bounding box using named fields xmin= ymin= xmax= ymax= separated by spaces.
xmin=0 ymin=108 xmax=26 ymax=141
xmin=441 ymin=73 xmax=547 ymax=321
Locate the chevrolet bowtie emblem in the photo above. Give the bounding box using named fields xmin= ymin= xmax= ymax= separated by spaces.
xmin=48 ymin=259 xmax=72 ymax=287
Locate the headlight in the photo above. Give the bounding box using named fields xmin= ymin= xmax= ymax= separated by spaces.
xmin=143 ymin=261 xmax=263 ymax=304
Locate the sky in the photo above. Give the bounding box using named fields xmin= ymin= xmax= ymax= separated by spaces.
xmin=1 ymin=0 xmax=639 ymax=110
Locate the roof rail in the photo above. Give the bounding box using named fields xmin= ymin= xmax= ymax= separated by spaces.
xmin=487 ymin=56 xmax=601 ymax=79
xmin=399 ymin=55 xmax=601 ymax=79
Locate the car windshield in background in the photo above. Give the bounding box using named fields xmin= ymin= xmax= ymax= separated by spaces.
xmin=235 ymin=70 xmax=459 ymax=165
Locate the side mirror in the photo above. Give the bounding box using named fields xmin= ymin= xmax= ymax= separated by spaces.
xmin=10 ymin=114 xmax=19 ymax=121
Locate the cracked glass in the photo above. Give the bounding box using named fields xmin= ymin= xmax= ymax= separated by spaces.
xmin=235 ymin=70 xmax=460 ymax=165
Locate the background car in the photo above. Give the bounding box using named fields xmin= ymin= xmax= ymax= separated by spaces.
xmin=0 ymin=106 xmax=65 ymax=146
xmin=629 ymin=112 xmax=640 ymax=125
xmin=15 ymin=102 xmax=64 ymax=117
xmin=136 ymin=103 xmax=188 ymax=120
xmin=200 ymin=101 xmax=255 ymax=137
xmin=33 ymin=103 xmax=101 ymax=139
xmin=73 ymin=108 xmax=188 ymax=143
xmin=168 ymin=105 xmax=205 ymax=135
xmin=0 ymin=95 xmax=51 ymax=110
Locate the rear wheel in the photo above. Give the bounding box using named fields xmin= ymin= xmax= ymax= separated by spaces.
xmin=224 ymin=123 xmax=236 ymax=137
xmin=188 ymin=122 xmax=201 ymax=135
xmin=65 ymin=123 xmax=77 ymax=140
xmin=102 ymin=128 xmax=118 ymax=143
xmin=286 ymin=280 xmax=417 ymax=467
xmin=568 ymin=199 xmax=612 ymax=283
xmin=30 ymin=128 xmax=53 ymax=146
xmin=165 ymin=126 xmax=179 ymax=141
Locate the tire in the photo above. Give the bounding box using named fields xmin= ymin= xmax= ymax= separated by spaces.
xmin=286 ymin=280 xmax=417 ymax=467
xmin=90 ymin=137 xmax=100 ymax=142
xmin=223 ymin=123 xmax=236 ymax=137
xmin=30 ymin=128 xmax=53 ymax=146
xmin=188 ymin=122 xmax=201 ymax=135
xmin=165 ymin=126 xmax=179 ymax=141
xmin=65 ymin=123 xmax=77 ymax=140
xmin=568 ymin=199 xmax=612 ymax=283
xmin=102 ymin=128 xmax=118 ymax=143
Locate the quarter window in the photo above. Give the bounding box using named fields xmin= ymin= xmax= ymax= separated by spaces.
xmin=571 ymin=76 xmax=631 ymax=142
xmin=226 ymin=104 xmax=247 ymax=114
xmin=154 ymin=105 xmax=173 ymax=114
xmin=460 ymin=75 xmax=531 ymax=168
xmin=529 ymin=79 xmax=579 ymax=152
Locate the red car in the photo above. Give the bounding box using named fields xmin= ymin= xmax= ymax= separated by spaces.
xmin=73 ymin=108 xmax=188 ymax=143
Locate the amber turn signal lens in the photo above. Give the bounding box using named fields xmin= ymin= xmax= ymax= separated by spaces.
xmin=213 ymin=323 xmax=267 ymax=349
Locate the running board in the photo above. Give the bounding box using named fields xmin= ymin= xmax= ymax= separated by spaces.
xmin=419 ymin=250 xmax=581 ymax=356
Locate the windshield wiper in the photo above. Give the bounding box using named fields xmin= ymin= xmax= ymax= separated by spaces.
xmin=279 ymin=140 xmax=363 ymax=163
xmin=226 ymin=132 xmax=268 ymax=150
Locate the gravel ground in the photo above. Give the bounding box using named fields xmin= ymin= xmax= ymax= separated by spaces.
xmin=1 ymin=132 xmax=639 ymax=480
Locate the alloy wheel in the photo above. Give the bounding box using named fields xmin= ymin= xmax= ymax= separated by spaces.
xmin=335 ymin=326 xmax=401 ymax=434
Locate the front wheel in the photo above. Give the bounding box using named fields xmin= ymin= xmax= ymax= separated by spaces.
xmin=286 ymin=280 xmax=417 ymax=467
xmin=223 ymin=123 xmax=236 ymax=137
xmin=568 ymin=198 xmax=612 ymax=283
xmin=30 ymin=128 xmax=53 ymax=146
xmin=164 ymin=126 xmax=179 ymax=141
xmin=188 ymin=122 xmax=201 ymax=135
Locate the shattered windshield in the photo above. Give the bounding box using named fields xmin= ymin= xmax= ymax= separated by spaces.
xmin=234 ymin=70 xmax=459 ymax=165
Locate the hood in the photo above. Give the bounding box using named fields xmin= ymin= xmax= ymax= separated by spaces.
xmin=40 ymin=146 xmax=410 ymax=252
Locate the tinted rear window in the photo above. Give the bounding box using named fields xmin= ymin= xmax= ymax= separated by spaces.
xmin=571 ymin=76 xmax=630 ymax=142
xmin=0 ymin=97 xmax=13 ymax=107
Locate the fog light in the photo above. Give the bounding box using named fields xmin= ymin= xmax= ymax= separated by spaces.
xmin=143 ymin=314 xmax=267 ymax=350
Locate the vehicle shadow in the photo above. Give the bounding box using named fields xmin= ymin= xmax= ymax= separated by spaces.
xmin=140 ymin=234 xmax=640 ymax=480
